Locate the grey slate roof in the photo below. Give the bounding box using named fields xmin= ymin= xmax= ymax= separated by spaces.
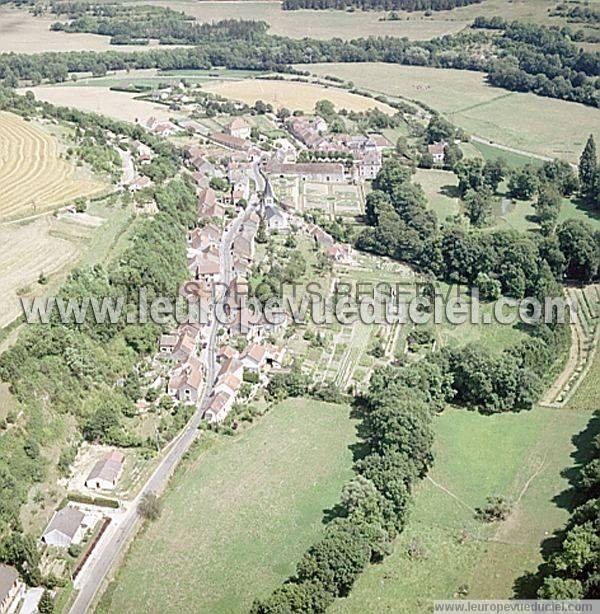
xmin=43 ymin=506 xmax=85 ymax=539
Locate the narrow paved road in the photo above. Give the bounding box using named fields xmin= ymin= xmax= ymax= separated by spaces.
xmin=69 ymin=208 xmax=248 ymax=614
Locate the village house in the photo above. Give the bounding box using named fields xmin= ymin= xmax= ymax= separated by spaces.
xmin=232 ymin=234 xmax=254 ymax=264
xmin=159 ymin=333 xmax=178 ymax=355
xmin=427 ymin=142 xmax=446 ymax=164
xmin=214 ymin=372 xmax=242 ymax=398
xmin=227 ymin=162 xmax=251 ymax=202
xmin=368 ymin=134 xmax=393 ymax=152
xmin=152 ymin=122 xmax=178 ymax=138
xmin=129 ymin=176 xmax=153 ymax=192
xmin=225 ymin=117 xmax=251 ymax=140
xmin=171 ymin=331 xmax=197 ymax=363
xmin=179 ymin=280 xmax=213 ymax=325
xmin=42 ymin=506 xmax=86 ymax=548
xmin=179 ymin=119 xmax=208 ymax=135
xmin=307 ymin=224 xmax=335 ymax=248
xmin=286 ymin=116 xmax=328 ymax=149
xmin=85 ymin=450 xmax=125 ymax=491
xmin=354 ymin=150 xmax=382 ymax=180
xmin=197 ymin=188 xmax=226 ymax=219
xmin=217 ymin=345 xmax=238 ymax=363
xmin=192 ymin=171 xmax=210 ymax=188
xmin=167 ymin=356 xmax=203 ymax=403
xmin=0 ymin=565 xmax=22 ymax=614
xmin=190 ymin=156 xmax=216 ymax=176
xmin=241 ymin=343 xmax=267 ymax=372
xmin=219 ymin=356 xmax=244 ymax=380
xmin=133 ymin=141 xmax=154 ymax=165
xmin=193 ymin=253 xmax=221 ymax=284
xmin=188 ymin=224 xmax=221 ymax=251
xmin=264 ymin=204 xmax=289 ymax=232
xmin=203 ymin=390 xmax=234 ymax=423
xmin=232 ymin=256 xmax=250 ymax=278
xmin=326 ymin=243 xmax=354 ymax=264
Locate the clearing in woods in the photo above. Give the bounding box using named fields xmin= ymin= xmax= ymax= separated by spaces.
xmin=303 ymin=63 xmax=600 ymax=164
xmin=201 ymin=79 xmax=396 ymax=114
xmin=97 ymin=399 xmax=357 ymax=614
xmin=0 ymin=112 xmax=106 ymax=221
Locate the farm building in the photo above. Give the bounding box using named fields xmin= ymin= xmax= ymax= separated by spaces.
xmin=0 ymin=565 xmax=22 ymax=614
xmin=85 ymin=451 xmax=125 ymax=490
xmin=42 ymin=506 xmax=85 ymax=548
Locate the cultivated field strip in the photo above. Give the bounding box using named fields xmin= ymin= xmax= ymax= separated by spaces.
xmin=0 ymin=112 xmax=105 ymax=220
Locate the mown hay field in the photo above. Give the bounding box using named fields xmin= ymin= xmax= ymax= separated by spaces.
xmin=202 ymin=79 xmax=396 ymax=114
xmin=304 ymin=63 xmax=600 ymax=163
xmin=0 ymin=112 xmax=106 ymax=221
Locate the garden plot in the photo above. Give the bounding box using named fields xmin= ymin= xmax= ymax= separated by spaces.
xmin=270 ymin=176 xmax=299 ymax=210
xmin=301 ymin=182 xmax=333 ymax=215
xmin=331 ymin=183 xmax=363 ymax=217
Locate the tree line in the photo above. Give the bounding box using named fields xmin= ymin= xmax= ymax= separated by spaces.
xmin=475 ymin=18 xmax=599 ymax=106
xmin=48 ymin=3 xmax=268 ymax=46
xmin=252 ymin=360 xmax=443 ymax=612
xmin=0 ymin=16 xmax=597 ymax=107
xmin=282 ymin=0 xmax=481 ymax=11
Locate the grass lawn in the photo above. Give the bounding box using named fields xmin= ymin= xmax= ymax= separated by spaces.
xmin=414 ymin=168 xmax=460 ymax=221
xmin=330 ymin=403 xmax=592 ymax=612
xmin=99 ymin=399 xmax=357 ymax=614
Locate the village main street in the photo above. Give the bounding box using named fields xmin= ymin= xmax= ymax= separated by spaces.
xmin=68 ymin=206 xmax=250 ymax=614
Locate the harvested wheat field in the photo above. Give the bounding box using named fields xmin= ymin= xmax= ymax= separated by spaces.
xmin=0 ymin=216 xmax=82 ymax=327
xmin=0 ymin=112 xmax=106 ymax=221
xmin=202 ymin=79 xmax=395 ymax=114
xmin=26 ymin=86 xmax=177 ymax=125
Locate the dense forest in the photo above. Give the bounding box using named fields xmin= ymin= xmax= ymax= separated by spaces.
xmin=282 ymin=0 xmax=481 ymax=11
xmin=1 ymin=12 xmax=598 ymax=107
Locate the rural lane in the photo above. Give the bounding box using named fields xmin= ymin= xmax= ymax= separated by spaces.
xmin=69 ymin=208 xmax=248 ymax=614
